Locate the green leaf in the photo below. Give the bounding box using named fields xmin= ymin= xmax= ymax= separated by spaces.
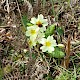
xmin=56 ymin=27 xmax=64 ymax=36
xmin=21 ymin=15 xmax=29 ymax=32
xmin=49 ymin=47 xmax=65 ymax=58
xmin=45 ymin=24 xmax=55 ymax=38
xmin=26 ymin=23 xmax=33 ymax=26
xmin=22 ymin=15 xmax=29 ymax=27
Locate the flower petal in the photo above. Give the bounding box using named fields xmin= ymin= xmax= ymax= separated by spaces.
xmin=40 ymin=38 xmax=46 ymax=44
xmin=51 ymin=40 xmax=57 ymax=46
xmin=25 ymin=31 xmax=30 ymax=36
xmin=40 ymin=27 xmax=46 ymax=32
xmin=38 ymin=14 xmax=44 ymax=20
xmin=40 ymin=46 xmax=47 ymax=52
xmin=43 ymin=23 xmax=48 ymax=27
xmin=37 ymin=31 xmax=45 ymax=42
xmin=28 ymin=39 xmax=37 ymax=48
xmin=30 ymin=17 xmax=37 ymax=24
xmin=48 ymin=47 xmax=54 ymax=53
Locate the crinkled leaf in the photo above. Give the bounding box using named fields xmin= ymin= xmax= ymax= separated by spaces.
xmin=22 ymin=15 xmax=29 ymax=27
xmin=56 ymin=27 xmax=64 ymax=36
xmin=49 ymin=47 xmax=65 ymax=58
xmin=21 ymin=15 xmax=29 ymax=32
xmin=45 ymin=24 xmax=55 ymax=38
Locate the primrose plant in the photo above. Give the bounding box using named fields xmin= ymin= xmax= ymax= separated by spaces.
xmin=25 ymin=14 xmax=65 ymax=58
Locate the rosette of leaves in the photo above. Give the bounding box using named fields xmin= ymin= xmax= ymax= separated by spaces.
xmin=45 ymin=24 xmax=55 ymax=38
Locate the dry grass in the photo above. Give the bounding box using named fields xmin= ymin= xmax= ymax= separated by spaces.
xmin=0 ymin=0 xmax=80 ymax=80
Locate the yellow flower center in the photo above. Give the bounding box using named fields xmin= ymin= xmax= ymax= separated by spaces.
xmin=36 ymin=21 xmax=43 ymax=27
xmin=45 ymin=41 xmax=51 ymax=47
xmin=31 ymin=30 xmax=36 ymax=35
xmin=29 ymin=40 xmax=32 ymax=46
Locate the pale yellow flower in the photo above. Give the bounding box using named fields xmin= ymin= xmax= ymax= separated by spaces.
xmin=36 ymin=31 xmax=45 ymax=42
xmin=28 ymin=39 xmax=37 ymax=47
xmin=40 ymin=36 xmax=57 ymax=53
xmin=26 ymin=25 xmax=39 ymax=40
xmin=30 ymin=14 xmax=48 ymax=32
